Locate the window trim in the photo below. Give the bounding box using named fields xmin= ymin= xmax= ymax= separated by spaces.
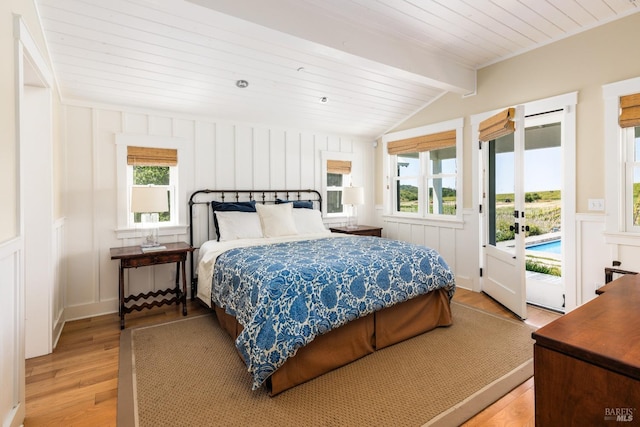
xmin=321 ymin=151 xmax=354 ymax=218
xmin=382 ymin=118 xmax=464 ymax=221
xmin=603 ymin=76 xmax=640 ymax=244
xmin=115 ymin=134 xmax=187 ymax=239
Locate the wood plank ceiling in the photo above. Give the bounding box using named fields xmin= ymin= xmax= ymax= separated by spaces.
xmin=36 ymin=0 xmax=639 ymax=139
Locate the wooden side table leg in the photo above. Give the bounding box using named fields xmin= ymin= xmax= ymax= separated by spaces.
xmin=119 ymin=263 xmax=125 ymax=330
xmin=181 ymin=260 xmax=188 ymax=316
xmin=174 ymin=261 xmax=180 ymax=293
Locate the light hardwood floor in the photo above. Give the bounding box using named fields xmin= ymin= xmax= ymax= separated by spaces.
xmin=24 ymin=288 xmax=560 ymax=426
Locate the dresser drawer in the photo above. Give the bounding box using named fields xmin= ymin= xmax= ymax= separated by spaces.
xmin=122 ymin=252 xmax=186 ymax=268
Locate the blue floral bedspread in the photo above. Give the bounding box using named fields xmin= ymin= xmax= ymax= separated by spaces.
xmin=212 ymin=236 xmax=456 ymax=390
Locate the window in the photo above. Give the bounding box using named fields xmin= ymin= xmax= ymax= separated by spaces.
xmin=395 ymin=152 xmax=419 ymax=213
xmin=427 ymin=146 xmax=457 ymax=215
xmin=321 ymin=152 xmax=354 ymax=217
xmin=624 ymin=126 xmax=640 ymax=231
xmin=621 ymin=93 xmax=640 ymax=232
xmin=385 ymin=121 xmax=462 ymax=219
xmin=603 ymin=78 xmax=640 ymax=240
xmin=115 ymin=134 xmax=186 ymax=238
xmin=391 ymin=147 xmax=457 ymax=216
xmin=127 ymin=146 xmax=177 ymax=227
xmin=326 ymin=159 xmax=351 ymax=214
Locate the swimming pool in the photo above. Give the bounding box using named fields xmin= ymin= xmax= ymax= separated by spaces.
xmin=526 ymin=239 xmax=561 ymax=254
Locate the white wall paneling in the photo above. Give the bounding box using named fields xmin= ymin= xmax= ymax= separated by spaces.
xmin=63 ymin=104 xmax=370 ymax=321
xmin=285 ymin=132 xmax=301 ymax=189
xmin=215 ymin=124 xmax=236 ymax=188
xmin=52 ymin=218 xmax=66 ymax=348
xmin=0 ymin=238 xmax=24 ymax=427
xmin=576 ymin=214 xmax=607 ymax=305
xmin=270 ymin=130 xmax=286 ymax=189
xmin=235 ymin=126 xmax=254 ymax=189
xmin=194 ymin=121 xmax=216 ymax=189
xmin=122 ymin=112 xmax=148 ymax=134
xmin=253 ymin=128 xmax=271 ymax=188
xmin=149 ymin=115 xmax=173 ymax=136
xmin=382 ymin=208 xmax=477 ymax=292
xmin=300 ymin=134 xmax=315 ymax=190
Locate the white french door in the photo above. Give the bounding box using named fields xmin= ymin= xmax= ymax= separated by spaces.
xmin=482 ymin=106 xmax=528 ymax=319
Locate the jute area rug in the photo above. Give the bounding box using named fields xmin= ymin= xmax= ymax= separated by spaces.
xmin=118 ymin=302 xmax=535 ymax=427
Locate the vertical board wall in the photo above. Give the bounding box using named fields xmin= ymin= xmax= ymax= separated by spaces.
xmin=63 ymin=106 xmax=374 ymax=319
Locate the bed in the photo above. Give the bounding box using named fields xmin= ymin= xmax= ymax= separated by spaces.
xmin=189 ymin=189 xmax=456 ymax=395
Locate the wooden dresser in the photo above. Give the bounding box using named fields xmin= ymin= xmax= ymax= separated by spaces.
xmin=532 ymin=274 xmax=640 ymax=425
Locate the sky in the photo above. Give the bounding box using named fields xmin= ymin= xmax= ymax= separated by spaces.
xmin=497 ymin=146 xmax=561 ymax=194
xmin=398 ymin=146 xmax=562 ymax=194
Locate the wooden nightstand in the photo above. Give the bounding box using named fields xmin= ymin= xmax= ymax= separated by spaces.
xmin=329 ymin=225 xmax=383 ymax=237
xmin=110 ymin=242 xmax=194 ymax=329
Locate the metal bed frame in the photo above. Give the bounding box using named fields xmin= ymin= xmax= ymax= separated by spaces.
xmin=187 ymin=189 xmax=323 ymax=300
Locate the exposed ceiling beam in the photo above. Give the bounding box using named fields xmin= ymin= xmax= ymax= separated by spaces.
xmin=186 ymin=0 xmax=476 ymax=95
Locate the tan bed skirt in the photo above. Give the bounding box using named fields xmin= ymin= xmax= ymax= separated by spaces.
xmin=214 ymin=287 xmax=453 ymax=395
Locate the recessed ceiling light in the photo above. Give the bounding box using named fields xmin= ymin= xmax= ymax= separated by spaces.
xmin=236 ymin=80 xmax=249 ymax=88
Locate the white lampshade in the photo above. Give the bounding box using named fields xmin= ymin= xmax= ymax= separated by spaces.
xmin=131 ymin=186 xmax=169 ymax=213
xmin=342 ymin=186 xmax=364 ymax=205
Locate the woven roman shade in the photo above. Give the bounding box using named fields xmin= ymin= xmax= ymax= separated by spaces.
xmin=327 ymin=160 xmax=352 ymax=174
xmin=387 ymin=130 xmax=456 ymax=155
xmin=127 ymin=146 xmax=178 ymax=166
xmin=620 ymin=93 xmax=640 ymax=128
xmin=479 ymin=108 xmax=515 ymax=142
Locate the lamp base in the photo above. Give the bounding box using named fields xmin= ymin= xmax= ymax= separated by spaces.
xmin=345 ymin=212 xmax=358 ymax=230
xmin=141 ymin=213 xmax=160 ymax=247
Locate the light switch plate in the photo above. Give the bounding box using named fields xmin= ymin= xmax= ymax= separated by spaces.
xmin=588 ymin=199 xmax=605 ymax=211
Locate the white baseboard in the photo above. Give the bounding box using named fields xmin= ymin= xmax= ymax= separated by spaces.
xmin=64 ymin=299 xmax=119 ymax=322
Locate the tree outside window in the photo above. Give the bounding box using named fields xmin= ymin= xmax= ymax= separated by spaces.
xmin=132 ymin=166 xmax=171 ymax=223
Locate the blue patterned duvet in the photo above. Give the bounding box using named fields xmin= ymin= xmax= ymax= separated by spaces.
xmin=212 ymin=235 xmax=455 ymax=390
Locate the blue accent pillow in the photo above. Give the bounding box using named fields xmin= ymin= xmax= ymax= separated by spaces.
xmin=275 ymin=198 xmax=313 ymax=209
xmin=211 ymin=200 xmax=256 ymax=212
xmin=211 ymin=201 xmax=257 ymax=240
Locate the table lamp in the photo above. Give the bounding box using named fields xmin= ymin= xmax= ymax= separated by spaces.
xmin=342 ymin=186 xmax=364 ymax=229
xmin=131 ymin=186 xmax=168 ymax=247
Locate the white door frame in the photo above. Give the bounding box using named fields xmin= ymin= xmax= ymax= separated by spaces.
xmin=523 ymin=110 xmax=565 ymax=312
xmin=472 ymin=92 xmax=578 ymax=313
xmin=16 ymin=15 xmax=55 ymax=359
xmin=481 ymin=105 xmax=527 ymax=319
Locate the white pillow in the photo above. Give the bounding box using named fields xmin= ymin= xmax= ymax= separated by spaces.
xmin=215 ymin=211 xmax=263 ymax=241
xmin=292 ymin=208 xmax=329 ymax=235
xmin=255 ymin=203 xmax=298 ymax=237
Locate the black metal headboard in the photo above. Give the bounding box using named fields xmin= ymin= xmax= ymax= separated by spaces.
xmin=188 ymin=189 xmax=322 ymax=299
